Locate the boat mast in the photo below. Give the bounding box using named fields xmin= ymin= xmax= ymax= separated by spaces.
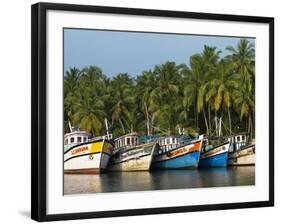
xmin=68 ymin=121 xmax=73 ymax=132
xmin=218 ymin=117 xmax=222 ymax=137
xmin=104 ymin=118 xmax=109 ymax=137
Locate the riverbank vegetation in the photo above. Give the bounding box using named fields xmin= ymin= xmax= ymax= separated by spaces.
xmin=64 ymin=38 xmax=255 ymax=139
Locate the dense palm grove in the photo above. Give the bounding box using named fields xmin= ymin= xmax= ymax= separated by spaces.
xmin=64 ymin=38 xmax=255 ymax=139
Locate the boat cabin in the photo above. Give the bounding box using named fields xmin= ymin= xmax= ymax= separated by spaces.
xmin=114 ymin=132 xmax=140 ymax=149
xmin=158 ymin=136 xmax=179 ymax=151
xmin=64 ymin=131 xmax=91 ymax=147
xmin=228 ymin=134 xmax=247 ymax=152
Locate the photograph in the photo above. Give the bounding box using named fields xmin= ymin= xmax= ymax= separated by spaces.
xmin=63 ymin=28 xmax=256 ymax=195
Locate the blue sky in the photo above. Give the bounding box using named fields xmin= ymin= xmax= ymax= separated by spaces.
xmin=64 ymin=28 xmax=255 ymax=77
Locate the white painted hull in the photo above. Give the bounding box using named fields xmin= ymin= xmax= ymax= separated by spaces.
xmin=108 ymin=143 xmax=156 ymax=171
xmin=64 ymin=152 xmax=111 ymax=173
xmin=64 ymin=140 xmax=112 ymax=173
xmin=228 ymin=145 xmax=255 ymax=166
xmin=108 ymin=154 xmax=153 ymax=171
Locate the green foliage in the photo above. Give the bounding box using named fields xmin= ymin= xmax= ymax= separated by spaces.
xmin=64 ymin=38 xmax=255 ymax=139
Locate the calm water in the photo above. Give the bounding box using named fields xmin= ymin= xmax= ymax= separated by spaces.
xmin=64 ymin=166 xmax=255 ymax=195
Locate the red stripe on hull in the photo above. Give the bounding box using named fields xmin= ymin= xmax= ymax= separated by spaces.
xmin=64 ymin=168 xmax=104 ymax=174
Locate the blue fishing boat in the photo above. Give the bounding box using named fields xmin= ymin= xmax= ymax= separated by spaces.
xmin=151 ymin=135 xmax=203 ymax=169
xmin=198 ymin=138 xmax=230 ymax=168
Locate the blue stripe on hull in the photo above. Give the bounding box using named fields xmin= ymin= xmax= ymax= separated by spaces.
xmin=152 ymin=151 xmax=200 ymax=169
xmin=199 ymin=152 xmax=228 ymax=167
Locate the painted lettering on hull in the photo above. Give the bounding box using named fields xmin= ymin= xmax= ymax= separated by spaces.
xmin=167 ymin=141 xmax=200 ymax=158
xmin=71 ymin=146 xmax=89 ymax=155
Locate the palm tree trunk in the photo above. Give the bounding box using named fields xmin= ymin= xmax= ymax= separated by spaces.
xmin=208 ymin=104 xmax=211 ymax=133
xmin=119 ymin=118 xmax=125 ymax=134
xmin=245 ymin=116 xmax=248 ymax=133
xmin=215 ymin=110 xmax=218 ymax=136
xmin=202 ymin=107 xmax=209 ymax=135
xmin=144 ymin=102 xmax=150 ymax=136
xmin=228 ymin=107 xmax=232 ymax=135
xmin=252 ymin=110 xmax=255 ymax=138
xmin=195 ymin=104 xmax=198 ymax=128
xmin=248 ymin=114 xmax=252 ymax=140
xmin=151 ymin=114 xmax=155 ymax=135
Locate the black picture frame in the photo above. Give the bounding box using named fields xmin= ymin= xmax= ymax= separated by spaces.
xmin=31 ymin=2 xmax=274 ymax=222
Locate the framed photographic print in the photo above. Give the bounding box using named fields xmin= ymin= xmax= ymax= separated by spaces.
xmin=31 ymin=2 xmax=274 ymax=222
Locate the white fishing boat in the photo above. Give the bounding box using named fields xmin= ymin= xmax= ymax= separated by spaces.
xmin=108 ymin=133 xmax=158 ymax=171
xmin=64 ymin=121 xmax=114 ymax=174
xmin=227 ymin=134 xmax=255 ymax=166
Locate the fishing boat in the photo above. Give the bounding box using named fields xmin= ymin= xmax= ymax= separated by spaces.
xmin=227 ymin=134 xmax=255 ymax=166
xmin=108 ymin=133 xmax=158 ymax=171
xmin=151 ymin=135 xmax=203 ymax=169
xmin=198 ymin=137 xmax=230 ymax=167
xmin=64 ymin=121 xmax=114 ymax=174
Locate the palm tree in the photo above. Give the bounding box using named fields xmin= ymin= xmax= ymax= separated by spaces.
xmin=64 ymin=67 xmax=82 ymax=132
xmin=135 ymin=70 xmax=158 ymax=135
xmin=205 ymin=60 xmax=238 ymax=135
xmin=71 ymin=87 xmax=106 ymax=135
xmin=64 ymin=67 xmax=81 ymax=96
xmin=183 ymin=46 xmax=221 ymax=134
xmin=226 ymin=39 xmax=255 ymax=138
xmin=183 ymin=55 xmax=204 ymax=131
xmin=232 ymin=77 xmax=255 ymax=138
xmin=64 ymin=66 xmax=110 ymax=135
xmin=153 ymin=62 xmax=180 ymax=96
xmin=151 ymin=62 xmax=181 ymax=134
xmin=110 ymin=73 xmax=135 ymax=134
xmin=226 ymin=39 xmax=255 ymax=82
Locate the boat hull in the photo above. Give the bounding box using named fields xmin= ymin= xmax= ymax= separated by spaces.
xmin=64 ymin=139 xmax=113 ymax=174
xmin=108 ymin=143 xmax=156 ymax=171
xmin=199 ymin=142 xmax=230 ymax=167
xmin=228 ymin=144 xmax=255 ymax=166
xmin=152 ymin=139 xmax=202 ymax=169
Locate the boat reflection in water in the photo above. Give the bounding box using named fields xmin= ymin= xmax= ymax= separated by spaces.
xmin=64 ymin=166 xmax=255 ymax=195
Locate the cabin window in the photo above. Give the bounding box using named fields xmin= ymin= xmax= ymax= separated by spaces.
xmin=77 ymin=137 xmax=82 ymax=143
xmin=167 ymin=139 xmax=170 ymax=144
xmin=242 ymin=136 xmax=245 ymax=140
xmin=126 ymin=138 xmax=130 ymax=145
xmin=237 ymin=136 xmax=240 ymax=142
xmin=83 ymin=137 xmax=87 ymax=142
xmin=132 ymin=137 xmax=135 ymax=144
xmin=64 ymin=139 xmax=68 ymax=145
xmin=70 ymin=137 xmax=75 ymax=143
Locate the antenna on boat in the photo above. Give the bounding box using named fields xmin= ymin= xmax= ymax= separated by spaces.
xmin=68 ymin=121 xmax=73 ymax=132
